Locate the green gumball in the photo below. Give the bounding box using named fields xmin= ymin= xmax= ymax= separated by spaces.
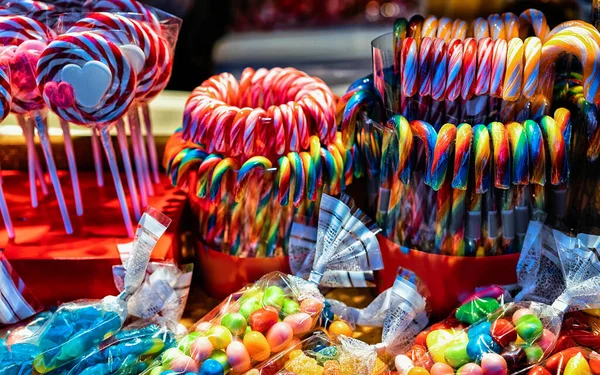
xmin=239 ymin=299 xmax=262 ymax=319
xmin=221 ymin=313 xmax=247 ymax=336
xmin=210 ymin=350 xmax=231 ymax=371
xmin=262 ymin=286 xmax=285 ymax=311
xmin=281 ymin=299 xmax=300 ymax=317
xmin=160 ymin=348 xmax=184 ymax=366
xmin=177 ymin=332 xmax=200 ymax=355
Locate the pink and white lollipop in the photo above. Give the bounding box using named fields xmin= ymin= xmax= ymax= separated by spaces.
xmin=82 ymin=0 xmax=160 ymax=30
xmin=37 ymin=31 xmax=137 ymax=236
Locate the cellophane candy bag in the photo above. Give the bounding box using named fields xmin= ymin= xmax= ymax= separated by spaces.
xmin=144 ymin=194 xmax=383 ymax=375
xmin=525 ymin=347 xmax=600 ymax=375
xmin=394 ymin=221 xmax=600 ymax=375
xmin=0 ymin=208 xmax=172 ymax=374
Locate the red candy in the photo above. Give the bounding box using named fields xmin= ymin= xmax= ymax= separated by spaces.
xmin=589 ymin=353 xmax=600 ymax=375
xmin=408 ymin=345 xmax=434 ymax=371
xmin=491 ymin=319 xmax=517 ymax=347
xmin=528 ymin=365 xmax=552 ymax=375
xmin=545 ymin=348 xmax=589 ymax=374
xmin=249 ymin=307 xmax=279 ymax=333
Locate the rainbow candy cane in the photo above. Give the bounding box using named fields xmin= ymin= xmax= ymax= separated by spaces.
xmin=451 ymin=123 xmax=473 ymax=256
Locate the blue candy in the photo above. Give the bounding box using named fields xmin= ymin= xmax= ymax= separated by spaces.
xmin=466 ymin=334 xmax=501 ymax=362
xmin=468 ymin=322 xmax=492 ymax=339
xmin=199 ymin=359 xmax=225 ymax=375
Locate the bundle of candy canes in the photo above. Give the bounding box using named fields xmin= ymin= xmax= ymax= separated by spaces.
xmin=164 ymin=68 xmax=359 ymax=257
xmin=338 ymin=8 xmax=600 ymax=255
xmin=0 ymin=0 xmax=180 ymax=239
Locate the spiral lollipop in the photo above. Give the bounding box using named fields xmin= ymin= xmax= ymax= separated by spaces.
xmin=83 ymin=0 xmax=159 ymax=29
xmin=37 ymin=31 xmax=137 ymax=236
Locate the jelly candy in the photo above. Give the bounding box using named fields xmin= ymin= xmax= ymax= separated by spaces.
xmin=564 ymin=353 xmax=593 ymax=375
xmin=285 ymin=351 xmax=323 ymax=375
xmin=243 ymin=331 xmax=271 ymax=361
xmin=316 ymin=346 xmax=339 ymax=365
xmin=263 ymin=286 xmax=286 ymax=311
xmin=455 ymin=298 xmax=500 ymax=325
xmin=490 ymin=319 xmax=516 ymax=347
xmin=444 ymin=341 xmax=470 ymax=368
xmin=324 ymin=360 xmax=342 ymax=375
xmin=221 ymin=313 xmax=247 ymax=336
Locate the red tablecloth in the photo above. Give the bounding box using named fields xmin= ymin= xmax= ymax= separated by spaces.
xmin=1 ymin=171 xmax=186 ymax=306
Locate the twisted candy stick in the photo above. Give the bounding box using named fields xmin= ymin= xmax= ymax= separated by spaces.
xmin=431 ymin=38 xmax=447 ymax=101
xmin=475 ymin=37 xmax=493 ymax=96
xmin=402 ymin=37 xmax=419 ymax=98
xmin=487 ymin=14 xmax=506 ymax=40
xmin=490 ymin=39 xmax=507 ymax=98
xmin=488 ymin=122 xmax=512 ymax=253
xmin=436 ymin=17 xmax=453 ymax=41
xmin=465 ymin=125 xmax=490 ymax=256
xmin=522 ymin=37 xmax=541 ymax=99
xmin=392 ymin=115 xmax=413 ymax=184
xmin=340 ymin=88 xmax=382 ymax=148
xmin=503 ymin=38 xmax=524 ymax=101
xmin=524 ymin=119 xmax=546 ymax=218
xmin=539 ymin=116 xmax=567 ymax=186
xmin=410 ymin=120 xmax=436 ymax=186
xmin=519 ymin=9 xmax=550 ymax=42
xmin=418 ymin=37 xmax=434 ymax=97
xmin=83 ymin=0 xmax=160 ymax=29
xmin=472 ymin=17 xmax=489 ymax=40
xmin=451 ymin=19 xmax=468 ymax=40
xmin=0 ymin=65 xmax=13 ymax=238
xmin=506 ymin=121 xmax=529 ymax=247
xmin=446 ymin=38 xmax=463 ymax=101
xmin=235 ymin=156 xmax=273 ymax=201
xmin=432 ymin=123 xmax=456 ymax=253
xmin=451 ymin=123 xmax=473 ymax=256
xmin=461 ymin=38 xmax=477 ymax=100
xmin=209 ymin=158 xmax=240 ymax=203
xmin=422 ymin=16 xmax=438 ymax=38
xmin=408 ymin=15 xmax=424 ymax=46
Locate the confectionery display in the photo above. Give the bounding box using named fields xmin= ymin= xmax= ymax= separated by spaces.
xmin=2 ymin=1 xmax=600 ymax=375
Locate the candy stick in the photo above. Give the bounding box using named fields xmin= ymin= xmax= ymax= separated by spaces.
xmin=116 ymin=119 xmax=142 ymax=218
xmin=519 ymin=9 xmax=550 ymax=41
xmin=33 ymin=114 xmax=72 ymax=234
xmin=466 ymin=125 xmax=490 ymax=257
xmin=408 ymin=15 xmax=424 ymax=46
xmin=503 ymin=38 xmax=524 ymax=102
xmin=452 ymin=19 xmax=468 ymax=40
xmin=437 ymin=17 xmax=453 ymax=41
xmin=472 ymin=17 xmax=489 ymax=40
xmin=506 ymin=121 xmax=529 ymax=252
xmin=59 ymin=119 xmax=83 ymax=216
xmin=0 ymin=164 xmax=13 ymax=239
xmin=490 ymin=39 xmax=507 ymax=98
xmin=431 ymin=123 xmax=456 ymax=253
xmin=487 ymin=14 xmax=506 ymax=40
xmin=446 ymin=39 xmax=463 ymax=101
xmin=17 ymin=115 xmax=39 ymax=208
xmin=541 ymin=115 xmax=569 ymax=221
xmin=127 ymin=114 xmax=149 ymax=207
xmin=401 ymin=38 xmax=419 ymax=99
xmin=503 ymin=12 xmax=520 ymax=38
xmin=461 ymin=38 xmax=478 ymax=100
xmin=99 ymin=126 xmax=134 ymax=238
xmin=488 ymin=122 xmax=512 ymax=254
xmin=523 ymin=37 xmax=541 ymax=99
xmin=431 ymin=39 xmax=448 ymax=101
xmin=524 ymin=119 xmax=546 ymax=220
xmin=141 ymin=104 xmax=160 ymax=184
xmin=410 ymin=120 xmax=436 ymax=186
xmin=475 ymin=37 xmax=493 ymax=96
xmin=129 ymin=110 xmax=154 ymax=196
xmin=422 ymin=15 xmax=438 ymax=38
xmin=418 ymin=37 xmax=434 ymax=97
xmin=450 ymin=123 xmax=473 ymax=255
xmin=91 ymin=128 xmax=104 ymax=187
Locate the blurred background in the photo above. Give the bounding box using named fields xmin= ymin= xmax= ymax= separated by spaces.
xmin=145 ymin=0 xmax=586 ymax=94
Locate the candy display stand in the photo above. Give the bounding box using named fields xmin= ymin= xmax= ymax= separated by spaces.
xmin=2 ymin=171 xmax=186 ymax=306
xmin=376 ymin=234 xmax=520 ymax=319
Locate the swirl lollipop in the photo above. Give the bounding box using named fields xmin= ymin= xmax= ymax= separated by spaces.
xmin=0 ymin=15 xmax=78 ymax=234
xmin=82 ymin=0 xmax=159 ymax=30
xmin=37 ymin=31 xmax=137 ymax=236
xmin=0 ymin=65 xmax=13 ymax=238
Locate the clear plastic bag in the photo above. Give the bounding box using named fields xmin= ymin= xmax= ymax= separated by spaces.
xmin=393 ymin=222 xmax=600 ymax=375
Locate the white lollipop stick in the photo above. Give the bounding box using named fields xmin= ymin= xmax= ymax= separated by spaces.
xmin=141 ymin=104 xmax=160 ymax=184
xmin=91 ymin=127 xmax=104 ymax=187
xmin=128 ymin=110 xmax=153 ymax=196
xmin=99 ymin=126 xmax=134 ymax=238
xmin=33 ymin=146 xmax=49 ymax=196
xmin=116 ymin=119 xmax=142 ymax=220
xmin=59 ymin=119 xmax=83 ymax=216
xmin=0 ymin=163 xmax=14 ymax=239
xmin=33 ymin=113 xmax=72 ymax=234
xmin=126 ymin=114 xmax=148 ymax=208
xmin=17 ymin=115 xmax=38 ymax=208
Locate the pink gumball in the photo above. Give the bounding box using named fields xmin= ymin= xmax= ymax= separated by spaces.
xmin=196 ymin=321 xmax=212 ymax=333
xmin=481 ymin=353 xmax=508 ymax=375
xmin=457 ymin=363 xmax=484 ymax=375
xmin=300 ymin=299 xmax=323 ymax=315
xmin=226 ymin=341 xmax=252 ymax=373
xmin=283 ymin=313 xmax=313 ymax=335
xmin=170 ymin=355 xmax=199 ymax=373
xmin=430 ymin=363 xmax=455 ymax=375
xmin=266 ymin=322 xmax=294 ymax=352
xmin=512 ymin=308 xmax=534 ymax=325
xmin=538 ymin=329 xmax=556 ymax=353
xmin=190 ymin=337 xmax=214 ymax=363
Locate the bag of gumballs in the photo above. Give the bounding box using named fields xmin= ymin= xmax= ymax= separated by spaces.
xmin=141 ymin=195 xmax=387 ymax=375
xmin=244 ymin=270 xmax=430 ymax=375
xmin=0 ymin=208 xmax=174 ymax=374
xmin=392 ymin=222 xmax=600 ymax=375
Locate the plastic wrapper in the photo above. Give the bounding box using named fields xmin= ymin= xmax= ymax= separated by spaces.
xmin=552 ymin=311 xmax=600 ymax=354
xmin=142 ymin=195 xmax=384 ymax=375
xmin=0 ymin=207 xmax=172 ymax=374
xmin=393 ymin=222 xmax=600 ymax=375
xmin=0 ymin=251 xmax=42 ymax=325
xmin=46 ymin=321 xmax=178 ymax=375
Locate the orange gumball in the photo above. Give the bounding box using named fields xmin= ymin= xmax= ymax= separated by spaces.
xmin=328 ymin=320 xmax=353 ymax=338
xmin=527 ymin=366 xmax=552 ymax=375
xmin=300 ymin=299 xmax=324 ymax=315
xmin=415 ymin=330 xmax=430 ymax=347
xmin=408 ymin=366 xmax=431 ymax=375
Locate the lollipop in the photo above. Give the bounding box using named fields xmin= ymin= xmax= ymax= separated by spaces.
xmin=0 ymin=15 xmax=77 ymax=234
xmin=37 ymin=31 xmax=137 ymax=236
xmin=0 ymin=65 xmax=13 ymax=238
